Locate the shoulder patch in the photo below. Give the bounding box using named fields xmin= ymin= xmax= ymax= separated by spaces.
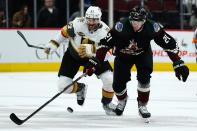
xmin=153 ymin=23 xmax=161 ymax=32
xmin=115 ymin=22 xmax=123 ymax=32
xmin=67 ymin=23 xmax=75 ymax=37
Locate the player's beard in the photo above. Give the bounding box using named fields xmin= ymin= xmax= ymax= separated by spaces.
xmin=88 ymin=24 xmax=98 ymax=32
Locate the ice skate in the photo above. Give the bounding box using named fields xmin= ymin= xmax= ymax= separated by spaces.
xmin=76 ymin=83 xmax=87 ymax=105
xmin=138 ymin=105 xmax=151 ymax=123
xmin=102 ymin=102 xmax=117 ymax=116
xmin=115 ymin=96 xmax=128 ymax=116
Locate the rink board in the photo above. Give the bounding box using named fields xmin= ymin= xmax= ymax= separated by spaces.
xmin=0 ymin=29 xmax=196 ymax=72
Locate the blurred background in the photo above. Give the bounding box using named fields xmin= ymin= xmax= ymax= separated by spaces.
xmin=0 ymin=0 xmax=196 ymax=72
xmin=0 ymin=0 xmax=197 ymax=29
xmin=0 ymin=1 xmax=196 ymax=130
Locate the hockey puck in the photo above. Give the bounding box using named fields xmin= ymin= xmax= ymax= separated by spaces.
xmin=67 ymin=107 xmax=73 ymax=113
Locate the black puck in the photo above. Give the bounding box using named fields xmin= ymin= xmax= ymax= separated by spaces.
xmin=67 ymin=107 xmax=73 ymax=113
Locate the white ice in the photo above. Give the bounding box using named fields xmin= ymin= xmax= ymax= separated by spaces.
xmin=0 ymin=71 xmax=197 ymax=131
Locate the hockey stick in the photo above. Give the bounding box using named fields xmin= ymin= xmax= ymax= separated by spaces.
xmin=10 ymin=73 xmax=87 ymax=125
xmin=195 ymin=43 xmax=197 ymax=63
xmin=17 ymin=30 xmax=44 ymax=49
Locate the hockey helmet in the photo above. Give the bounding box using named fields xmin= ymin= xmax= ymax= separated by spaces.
xmin=85 ymin=6 xmax=102 ymax=21
xmin=129 ymin=6 xmax=147 ymax=22
xmin=85 ymin=6 xmax=102 ymax=31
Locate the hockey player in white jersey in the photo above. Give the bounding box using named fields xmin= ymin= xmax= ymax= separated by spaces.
xmin=192 ymin=28 xmax=197 ymax=63
xmin=44 ymin=6 xmax=116 ymax=115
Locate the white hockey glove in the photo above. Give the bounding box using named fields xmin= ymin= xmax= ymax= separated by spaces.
xmin=44 ymin=42 xmax=58 ymax=54
xmin=78 ymin=44 xmax=94 ymax=58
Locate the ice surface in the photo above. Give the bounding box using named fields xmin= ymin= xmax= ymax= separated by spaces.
xmin=0 ymin=72 xmax=196 ymax=131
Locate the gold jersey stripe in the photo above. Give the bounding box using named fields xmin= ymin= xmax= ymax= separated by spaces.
xmin=61 ymin=26 xmax=70 ymax=38
xmin=71 ymin=83 xmax=78 ymax=93
xmin=50 ymin=40 xmax=60 ymax=47
xmin=102 ymin=89 xmax=114 ymax=98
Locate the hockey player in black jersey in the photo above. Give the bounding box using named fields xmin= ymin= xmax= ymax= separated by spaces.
xmin=85 ymin=6 xmax=189 ymax=119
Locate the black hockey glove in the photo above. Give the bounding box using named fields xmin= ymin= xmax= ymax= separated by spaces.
xmin=83 ymin=57 xmax=100 ymax=76
xmin=173 ymin=60 xmax=189 ymax=82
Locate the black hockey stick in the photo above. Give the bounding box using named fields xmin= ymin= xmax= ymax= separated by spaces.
xmin=195 ymin=43 xmax=197 ymax=63
xmin=10 ymin=73 xmax=87 ymax=125
xmin=17 ymin=30 xmax=44 ymax=49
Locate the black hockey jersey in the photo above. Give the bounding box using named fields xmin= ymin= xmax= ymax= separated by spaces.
xmin=97 ymin=17 xmax=180 ymax=62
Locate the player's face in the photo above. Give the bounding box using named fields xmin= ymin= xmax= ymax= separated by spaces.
xmin=86 ymin=18 xmax=100 ymax=31
xmin=131 ymin=20 xmax=145 ymax=31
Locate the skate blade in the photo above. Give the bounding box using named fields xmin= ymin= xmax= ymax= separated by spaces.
xmin=106 ymin=112 xmax=117 ymax=116
xmin=139 ymin=113 xmax=150 ymax=123
xmin=105 ymin=110 xmax=117 ymax=116
xmin=143 ymin=118 xmax=150 ymax=123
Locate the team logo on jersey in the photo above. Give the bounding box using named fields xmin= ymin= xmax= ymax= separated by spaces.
xmin=120 ymin=39 xmax=143 ymax=55
xmin=67 ymin=23 xmax=73 ymax=29
xmin=77 ymin=32 xmax=85 ymax=36
xmin=115 ymin=22 xmax=123 ymax=32
xmin=128 ymin=40 xmax=138 ymax=50
xmin=153 ymin=23 xmax=161 ymax=32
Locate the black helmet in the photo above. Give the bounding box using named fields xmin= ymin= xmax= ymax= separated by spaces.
xmin=129 ymin=6 xmax=147 ymax=22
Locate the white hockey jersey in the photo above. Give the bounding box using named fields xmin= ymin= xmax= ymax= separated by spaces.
xmin=53 ymin=17 xmax=110 ymax=50
xmin=71 ymin=17 xmax=110 ymax=47
xmin=192 ymin=28 xmax=197 ymax=44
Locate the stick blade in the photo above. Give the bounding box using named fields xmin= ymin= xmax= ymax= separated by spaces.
xmin=16 ymin=30 xmax=25 ymax=39
xmin=10 ymin=113 xmax=23 ymax=125
xmin=16 ymin=30 xmax=21 ymax=35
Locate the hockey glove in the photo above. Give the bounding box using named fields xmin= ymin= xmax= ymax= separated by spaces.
xmin=44 ymin=41 xmax=58 ymax=54
xmin=78 ymin=44 xmax=94 ymax=58
xmin=83 ymin=57 xmax=100 ymax=76
xmin=173 ymin=60 xmax=189 ymax=82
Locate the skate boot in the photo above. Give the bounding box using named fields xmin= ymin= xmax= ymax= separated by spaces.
xmin=76 ymin=83 xmax=87 ymax=106
xmin=138 ymin=105 xmax=151 ymax=118
xmin=138 ymin=102 xmax=151 ymax=123
xmin=103 ymin=102 xmax=117 ymax=116
xmin=115 ymin=96 xmax=128 ymax=116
